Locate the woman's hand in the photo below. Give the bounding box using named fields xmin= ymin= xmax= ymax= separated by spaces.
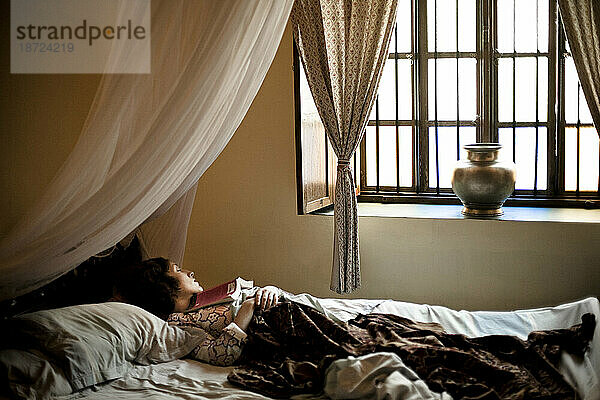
xmin=232 ymin=286 xmax=281 ymax=332
xmin=255 ymin=286 xmax=280 ymax=310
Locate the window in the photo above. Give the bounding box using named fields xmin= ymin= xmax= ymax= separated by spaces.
xmin=294 ymin=0 xmax=599 ymax=214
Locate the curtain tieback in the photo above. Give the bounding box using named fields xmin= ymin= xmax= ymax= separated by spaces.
xmin=337 ymin=159 xmax=351 ymax=170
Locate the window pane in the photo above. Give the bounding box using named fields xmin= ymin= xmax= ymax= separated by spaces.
xmin=427 ymin=0 xmax=475 ymax=52
xmin=497 ymin=0 xmax=515 ymax=53
xmin=459 ymin=58 xmax=477 ymax=120
xmin=520 ymin=127 xmax=547 ymax=191
xmin=499 ymin=1 xmax=548 ymax=54
xmin=366 ymin=127 xmax=376 ymax=187
xmin=370 ymin=60 xmax=412 ymax=121
xmin=514 ymin=57 xmax=547 ymax=122
xmin=428 ymin=0 xmax=456 ymax=52
xmin=498 ymin=58 xmax=514 ymax=122
xmin=379 ymin=127 xmax=399 ymax=187
xmin=498 ymin=127 xmax=547 ymax=190
xmin=428 ymin=58 xmax=476 ymax=121
xmin=299 ymin=63 xmax=318 ymax=116
xmin=564 ymin=58 xmax=578 ymax=123
xmin=537 ymin=0 xmax=549 ymax=52
xmin=371 ymin=62 xmax=396 ymax=120
xmin=515 ymin=0 xmax=540 ymax=52
xmin=565 ymin=57 xmax=594 ymax=124
xmin=538 ymin=57 xmax=548 ymax=122
xmin=498 ymin=128 xmax=515 ymax=163
xmin=398 ymin=59 xmax=413 ymax=120
xmin=398 ymin=126 xmax=413 ymax=187
xmin=354 ymin=146 xmax=360 ymax=185
xmin=429 ymin=126 xmax=476 ymax=189
xmin=396 ymin=0 xmax=412 ymax=52
xmin=458 ymin=0 xmax=476 ymax=51
xmin=579 ymin=89 xmax=594 ymax=125
xmin=565 ymin=127 xmax=600 ymax=191
xmin=365 ymin=126 xmax=413 ymax=188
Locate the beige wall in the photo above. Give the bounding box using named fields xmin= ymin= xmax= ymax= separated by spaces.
xmin=0 ymin=0 xmax=101 ymax=236
xmin=0 ymin=73 xmax=100 ymax=235
xmin=1 ymin=15 xmax=597 ymax=311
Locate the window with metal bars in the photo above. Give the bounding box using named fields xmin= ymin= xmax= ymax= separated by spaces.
xmin=294 ymin=0 xmax=600 ymax=214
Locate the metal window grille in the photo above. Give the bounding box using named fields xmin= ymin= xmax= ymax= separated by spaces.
xmin=355 ymin=0 xmax=600 ymax=207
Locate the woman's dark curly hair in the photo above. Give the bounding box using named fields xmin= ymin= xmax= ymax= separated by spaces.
xmin=113 ymin=257 xmax=180 ymax=319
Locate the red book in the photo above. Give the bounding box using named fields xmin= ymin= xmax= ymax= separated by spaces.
xmin=187 ymin=277 xmax=253 ymax=311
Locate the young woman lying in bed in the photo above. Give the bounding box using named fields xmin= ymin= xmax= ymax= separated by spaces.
xmin=110 ymin=257 xmax=597 ymax=399
xmin=112 ymin=257 xmax=282 ymax=367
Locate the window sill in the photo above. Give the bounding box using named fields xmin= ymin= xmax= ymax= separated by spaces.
xmin=314 ymin=203 xmax=600 ymax=224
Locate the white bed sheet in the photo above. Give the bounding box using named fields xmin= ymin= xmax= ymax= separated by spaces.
xmin=60 ymin=360 xmax=267 ymax=400
xmin=60 ymin=295 xmax=599 ymax=400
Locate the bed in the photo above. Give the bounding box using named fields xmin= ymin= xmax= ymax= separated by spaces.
xmin=1 ymin=292 xmax=598 ymax=400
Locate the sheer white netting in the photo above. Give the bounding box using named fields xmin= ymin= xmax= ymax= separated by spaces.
xmin=0 ymin=0 xmax=293 ymax=301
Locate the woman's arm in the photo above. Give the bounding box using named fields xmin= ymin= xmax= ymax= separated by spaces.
xmin=233 ymin=298 xmax=256 ymax=331
xmin=189 ymin=323 xmax=248 ymax=366
xmin=176 ymin=288 xmax=281 ymax=366
xmin=188 ymin=299 xmax=257 ymax=366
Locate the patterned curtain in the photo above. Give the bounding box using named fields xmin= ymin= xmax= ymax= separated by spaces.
xmin=291 ymin=0 xmax=397 ymax=293
xmin=558 ymin=0 xmax=600 ymax=133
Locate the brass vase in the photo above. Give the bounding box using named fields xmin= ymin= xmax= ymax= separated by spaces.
xmin=451 ymin=143 xmax=516 ymax=217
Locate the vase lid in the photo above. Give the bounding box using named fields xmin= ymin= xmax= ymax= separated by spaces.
xmin=464 ymin=143 xmax=502 ymax=152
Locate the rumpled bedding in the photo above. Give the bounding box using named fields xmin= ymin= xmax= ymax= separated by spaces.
xmin=1 ymin=295 xmax=598 ymax=400
xmin=228 ymin=301 xmax=596 ymax=399
xmin=324 ymin=352 xmax=452 ymax=400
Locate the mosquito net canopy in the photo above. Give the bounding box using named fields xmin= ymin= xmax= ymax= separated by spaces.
xmin=0 ymin=0 xmax=293 ymax=301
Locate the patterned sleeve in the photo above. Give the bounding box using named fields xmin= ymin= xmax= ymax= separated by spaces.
xmin=188 ymin=322 xmax=248 ymax=366
xmin=167 ymin=305 xmax=247 ymax=366
xmin=168 ymin=304 xmax=232 ymax=337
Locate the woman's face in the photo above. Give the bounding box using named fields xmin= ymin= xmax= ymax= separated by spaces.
xmin=167 ymin=262 xmax=203 ymax=312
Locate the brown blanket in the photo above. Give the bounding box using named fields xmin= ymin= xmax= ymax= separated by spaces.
xmin=228 ymin=301 xmax=595 ymax=399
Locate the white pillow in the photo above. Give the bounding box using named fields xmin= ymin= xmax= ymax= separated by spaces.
xmin=8 ymin=302 xmax=207 ymax=391
xmin=0 ymin=348 xmax=73 ymax=398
